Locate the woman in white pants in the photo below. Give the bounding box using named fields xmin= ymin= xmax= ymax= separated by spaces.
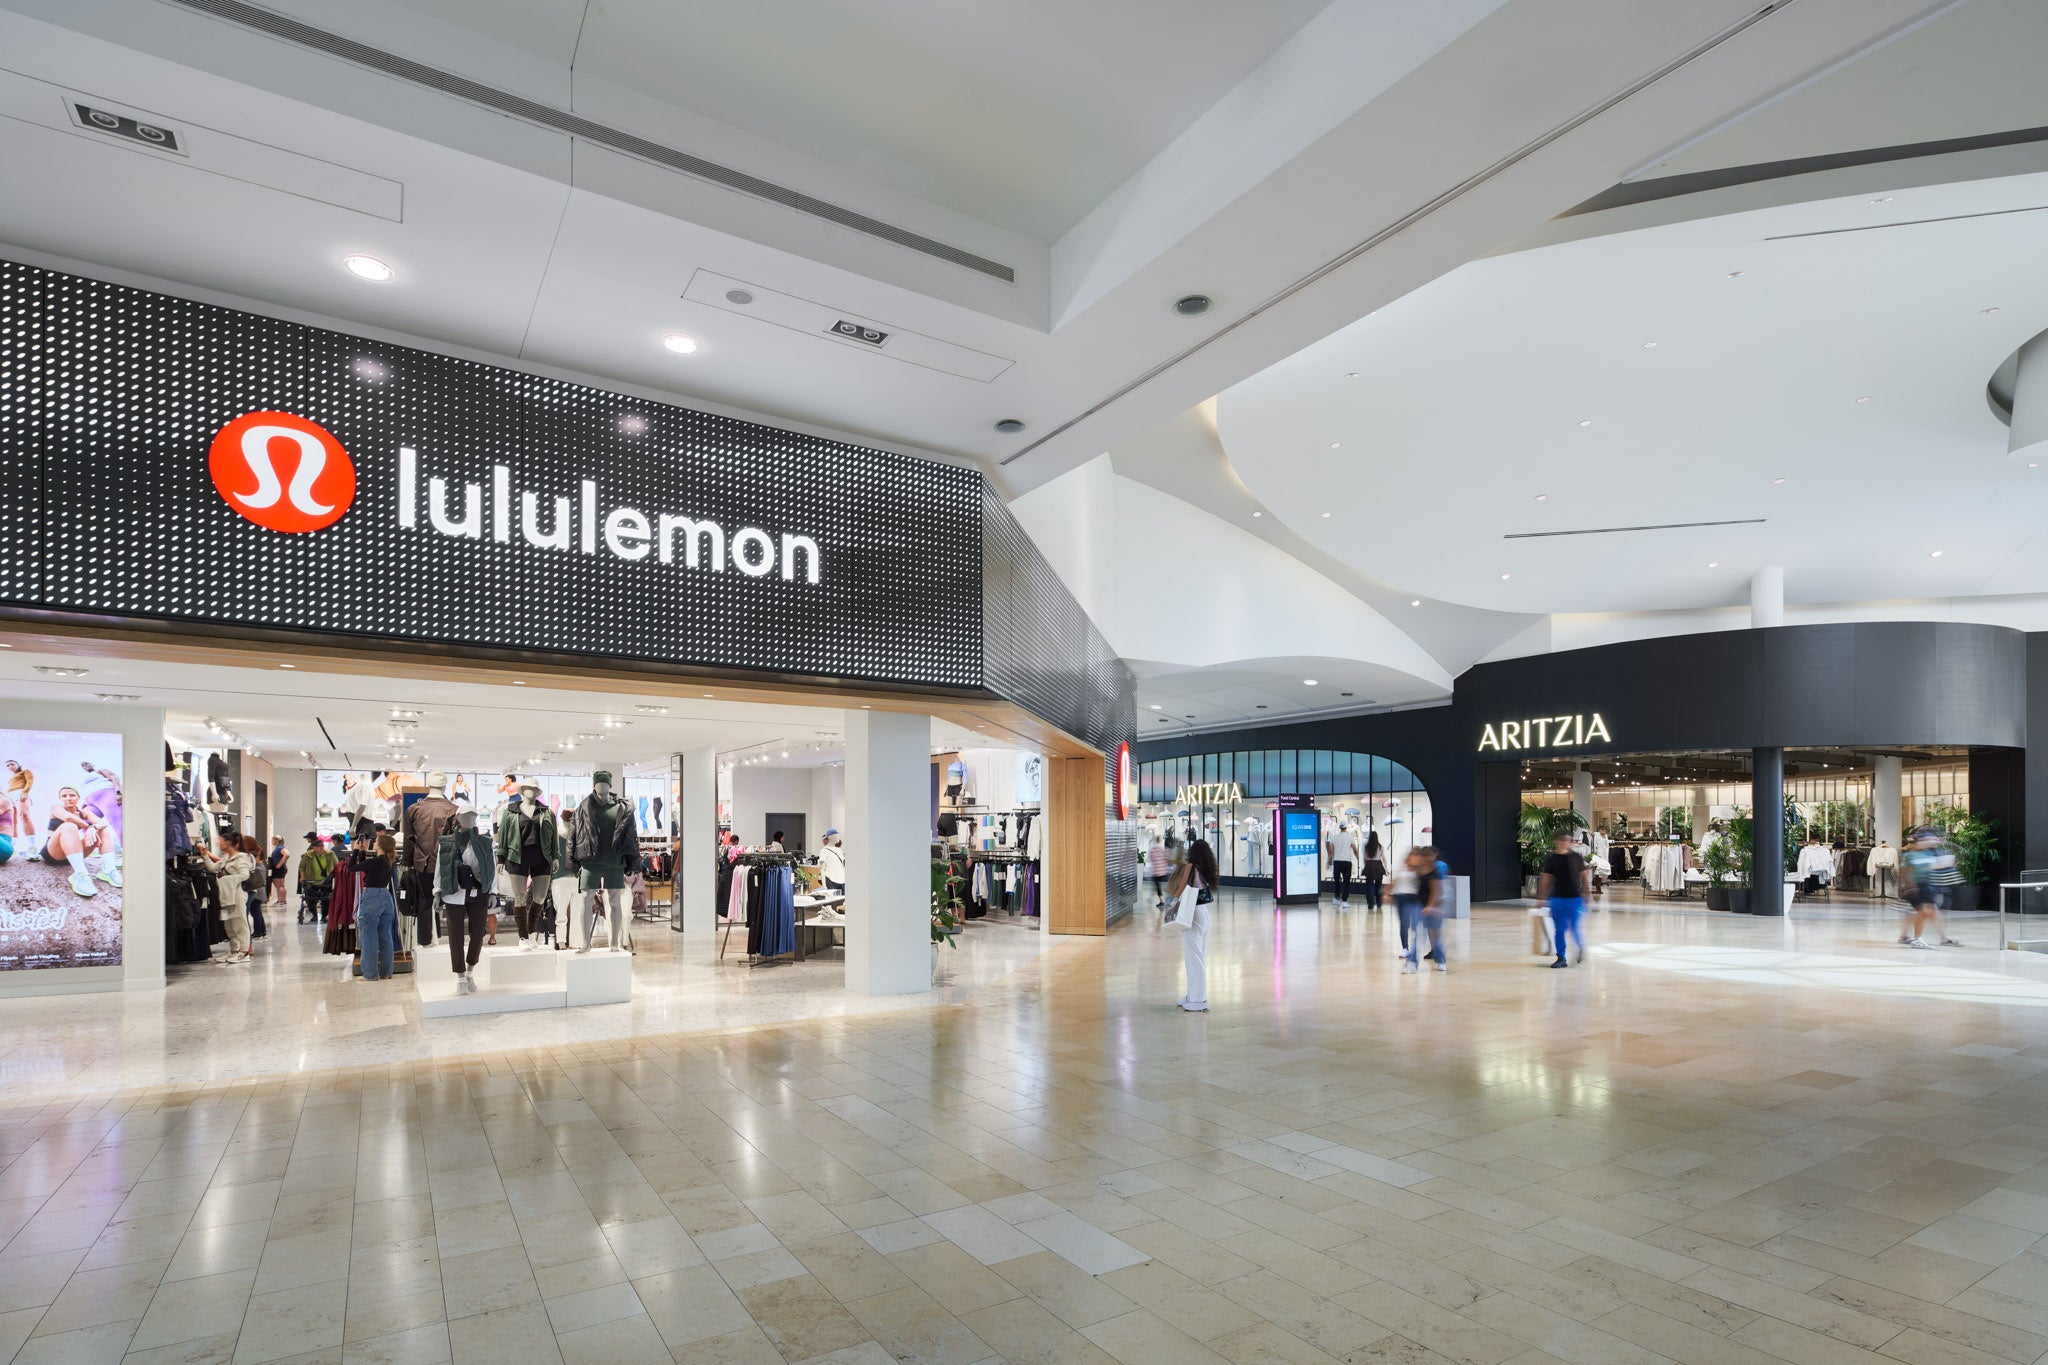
xmin=1172 ymin=838 xmax=1219 ymax=1013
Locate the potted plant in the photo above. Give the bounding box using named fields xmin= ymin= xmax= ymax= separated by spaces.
xmin=1926 ymin=804 xmax=2000 ymax=912
xmin=1722 ymin=809 xmax=1755 ymax=913
xmin=1699 ymin=835 xmax=1736 ymax=910
xmin=929 ymin=858 xmax=964 ymax=973
xmin=1519 ymin=804 xmax=1586 ymax=896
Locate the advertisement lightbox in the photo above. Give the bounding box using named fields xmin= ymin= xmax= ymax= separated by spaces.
xmin=0 ymin=728 xmax=124 ymax=971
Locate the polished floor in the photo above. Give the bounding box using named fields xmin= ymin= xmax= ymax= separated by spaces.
xmin=5 ymin=891 xmax=2048 ymax=1364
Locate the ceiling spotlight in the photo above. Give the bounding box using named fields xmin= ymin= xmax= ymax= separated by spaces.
xmin=2030 ymin=463 xmax=2040 ymax=469
xmin=1870 ymin=196 xmax=1893 ymax=204
xmin=1256 ymin=704 xmax=1268 ymax=710
xmin=512 ymin=680 xmax=526 ymax=686
xmin=342 ymin=254 xmax=394 ymax=282
xmin=635 ymin=704 xmax=670 ymax=714
xmin=576 ymin=732 xmax=602 ymax=741
xmin=1251 ymin=510 xmax=1263 ymax=518
xmin=1642 ymin=341 xmax=1658 ymax=349
xmin=1707 ymin=561 xmax=1719 ymax=569
xmin=994 ymin=418 xmax=1025 ymax=434
xmin=1930 ymin=549 xmax=1944 ymax=558
xmin=1981 ymin=306 xmax=2001 ymax=316
xmin=95 ymin=692 xmax=139 ymax=702
xmin=661 ymin=332 xmax=700 ymax=355
xmin=603 ymin=718 xmax=630 ymax=728
xmin=1726 ymin=270 xmax=1744 ymax=278
xmin=1855 ymin=395 xmax=1871 ymax=404
xmin=1410 ymin=599 xmax=1421 ymax=607
xmin=390 ymin=709 xmax=421 ymax=720
xmin=1303 ymin=679 xmax=1318 ymax=686
xmin=1345 ymin=371 xmax=1358 ymax=379
xmin=33 ymin=665 xmax=86 ymax=677
xmin=1173 ymin=294 xmax=1212 ymax=316
xmin=1500 ymin=572 xmax=1511 ymax=580
xmin=1577 ymin=418 xmax=1593 ymax=428
xmin=1772 ymin=477 xmax=1785 ymax=485
xmin=861 ymin=704 xmax=872 ymax=709
xmin=1149 ymin=704 xmax=1162 ymax=710
xmin=1328 ymin=442 xmax=1341 ymax=450
xmin=724 ymin=288 xmax=754 ymax=305
xmin=1534 ymin=493 xmax=1548 ymax=502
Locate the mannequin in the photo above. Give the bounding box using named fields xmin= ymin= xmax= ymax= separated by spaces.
xmin=400 ymin=771 xmax=458 ymax=952
xmin=494 ymin=783 xmax=559 ymax=950
xmin=437 ymin=806 xmax=495 ymax=993
xmin=568 ymin=769 xmax=638 ymax=953
xmin=1869 ymin=840 xmax=1899 ymax=899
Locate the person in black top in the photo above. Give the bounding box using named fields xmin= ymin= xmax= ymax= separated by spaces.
xmin=1538 ymin=833 xmax=1587 ymax=969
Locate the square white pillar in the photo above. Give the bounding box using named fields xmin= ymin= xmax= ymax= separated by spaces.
xmin=844 ymin=708 xmax=930 ymax=995
xmin=679 ymin=745 xmax=718 ymax=935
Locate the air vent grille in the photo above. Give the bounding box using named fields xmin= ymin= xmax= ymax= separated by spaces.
xmin=164 ymin=0 xmax=1015 ymax=283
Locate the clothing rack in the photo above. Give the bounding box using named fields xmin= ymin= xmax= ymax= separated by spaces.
xmin=720 ymin=851 xmax=803 ymax=965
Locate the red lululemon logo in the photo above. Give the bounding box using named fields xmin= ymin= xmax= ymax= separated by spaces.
xmin=209 ymin=411 xmax=355 ymax=533
xmin=1114 ymin=742 xmax=1133 ymax=820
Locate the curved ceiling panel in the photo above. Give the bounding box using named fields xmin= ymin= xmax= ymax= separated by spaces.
xmin=1219 ymin=169 xmax=2048 ymax=614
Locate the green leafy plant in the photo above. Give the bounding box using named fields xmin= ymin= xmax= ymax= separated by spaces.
xmin=1519 ymin=803 xmax=1586 ymax=876
xmin=1925 ymin=804 xmax=2001 ymax=885
xmin=1655 ymin=806 xmax=1693 ymax=841
xmin=1725 ymin=809 xmax=1755 ymax=887
xmin=930 ymin=858 xmax=964 ymax=948
xmin=1699 ymin=832 xmax=1735 ymax=885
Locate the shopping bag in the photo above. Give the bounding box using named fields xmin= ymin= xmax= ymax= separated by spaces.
xmin=1165 ymin=881 xmax=1198 ymax=927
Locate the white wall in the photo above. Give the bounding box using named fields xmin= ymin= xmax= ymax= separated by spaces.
xmin=1011 ymin=456 xmax=1451 ymax=689
xmin=732 ymin=765 xmax=817 ymax=851
xmin=0 ymin=702 xmax=164 ymax=996
xmin=809 ymin=766 xmax=844 ymax=845
xmin=271 ymin=768 xmax=317 ymax=855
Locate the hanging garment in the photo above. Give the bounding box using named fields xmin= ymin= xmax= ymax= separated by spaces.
xmin=759 ymin=866 xmax=795 ymax=957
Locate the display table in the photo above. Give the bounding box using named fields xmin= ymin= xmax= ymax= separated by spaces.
xmin=415 ymin=944 xmax=631 ymax=1018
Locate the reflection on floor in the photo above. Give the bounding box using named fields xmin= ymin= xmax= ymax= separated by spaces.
xmin=0 ymin=913 xmax=1058 ymax=1099
xmin=4 ymin=888 xmax=2048 ymax=1364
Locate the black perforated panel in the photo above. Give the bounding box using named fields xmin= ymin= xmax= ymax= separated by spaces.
xmin=3 ymin=262 xmax=981 ymax=688
xmin=981 ymin=488 xmax=1138 ymax=923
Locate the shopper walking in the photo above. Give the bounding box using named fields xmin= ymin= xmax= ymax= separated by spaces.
xmin=1413 ymin=848 xmax=1449 ymax=972
xmin=1392 ymin=849 xmax=1423 ymax=967
xmin=353 ymin=833 xmax=400 ymax=981
xmin=1539 ymin=832 xmax=1586 ymax=968
xmin=1359 ymin=833 xmax=1386 ymax=912
xmin=1900 ymin=827 xmax=1961 ymax=948
xmin=1168 ymin=837 xmax=1219 ymax=1012
xmin=204 ymin=833 xmax=257 ymax=962
xmin=266 ymin=835 xmax=290 ymax=906
xmin=1144 ymin=836 xmax=1171 ymax=909
xmin=818 ymin=830 xmax=846 ymax=895
xmin=1326 ymin=821 xmax=1359 ymax=910
xmin=298 ymin=832 xmax=336 ymax=926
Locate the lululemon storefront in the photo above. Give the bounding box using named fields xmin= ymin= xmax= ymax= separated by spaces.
xmin=0 ymin=258 xmax=1135 ymax=1002
xmin=1142 ymin=623 xmax=2036 ymax=915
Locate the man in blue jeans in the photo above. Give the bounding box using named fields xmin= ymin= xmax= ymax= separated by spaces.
xmin=1539 ymin=832 xmax=1587 ymax=968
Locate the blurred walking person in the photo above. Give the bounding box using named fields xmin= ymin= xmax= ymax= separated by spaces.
xmin=1166 ymin=837 xmax=1219 ymax=1012
xmin=1539 ymin=832 xmax=1586 ymax=968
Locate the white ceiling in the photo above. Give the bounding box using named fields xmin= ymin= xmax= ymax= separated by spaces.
xmin=1129 ymin=658 xmax=1441 ymax=736
xmin=0 ymin=648 xmax=991 ymax=772
xmin=1219 ymin=166 xmax=2048 ymax=614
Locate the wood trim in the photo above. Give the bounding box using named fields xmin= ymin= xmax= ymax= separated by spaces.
xmin=1045 ymin=755 xmax=1106 ymax=936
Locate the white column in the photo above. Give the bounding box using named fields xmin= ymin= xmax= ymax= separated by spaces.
xmin=1874 ymin=755 xmax=1903 ymax=848
xmin=679 ymin=745 xmax=718 ymax=935
xmin=1691 ymin=785 xmax=1710 ymax=844
xmin=845 ymin=709 xmax=931 ymax=995
xmin=1571 ymin=766 xmax=1594 ymax=830
xmin=1751 ymin=566 xmax=1784 ymax=629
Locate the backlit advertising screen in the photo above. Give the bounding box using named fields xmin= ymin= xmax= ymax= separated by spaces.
xmin=0 ymin=729 xmax=124 ymax=971
xmin=1279 ymin=806 xmax=1321 ymax=902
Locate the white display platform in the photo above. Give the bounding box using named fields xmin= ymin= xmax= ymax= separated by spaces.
xmin=415 ymin=943 xmax=632 ymax=1018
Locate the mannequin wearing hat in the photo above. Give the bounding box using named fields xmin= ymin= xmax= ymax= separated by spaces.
xmin=567 ymin=770 xmax=638 ymax=953
xmin=493 ymin=782 xmax=559 ymax=950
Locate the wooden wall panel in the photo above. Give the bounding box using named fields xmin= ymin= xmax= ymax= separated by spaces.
xmin=1046 ymin=755 xmax=1106 ymax=935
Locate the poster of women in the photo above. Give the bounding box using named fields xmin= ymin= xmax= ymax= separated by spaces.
xmin=0 ymin=728 xmax=124 ymax=971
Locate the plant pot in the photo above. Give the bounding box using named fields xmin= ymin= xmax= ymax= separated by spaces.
xmin=1950 ymin=884 xmax=1982 ymax=913
xmin=1705 ymin=888 xmax=1732 ymax=911
xmin=1522 ymin=876 xmax=1539 ymax=898
xmin=1727 ymin=889 xmax=1751 ymax=914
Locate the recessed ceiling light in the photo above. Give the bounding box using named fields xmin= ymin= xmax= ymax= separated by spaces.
xmin=1870 ymin=196 xmax=1893 ymax=204
xmin=861 ymin=704 xmax=872 ymax=709
xmin=1534 ymin=493 xmax=1548 ymax=502
xmin=1328 ymin=441 xmax=1341 ymax=449
xmin=661 ymin=332 xmax=700 ymax=355
xmin=33 ymin=665 xmax=86 ymax=677
xmin=1149 ymin=704 xmax=1162 ymax=710
xmin=95 ymin=692 xmax=139 ymax=702
xmin=512 ymin=680 xmax=525 ymax=685
xmin=2030 ymin=463 xmax=2040 ymax=469
xmin=1726 ymin=270 xmax=1744 ymax=278
xmin=576 ymin=732 xmax=602 ymax=741
xmin=1303 ymin=679 xmax=1318 ymax=686
xmin=1981 ymin=306 xmax=2001 ymax=316
xmin=1772 ymin=477 xmax=1785 ymax=485
xmin=1251 ymin=510 xmax=1263 ymax=517
xmin=1642 ymin=340 xmax=1658 ymax=349
xmin=1320 ymin=511 xmax=1331 ymax=518
xmin=1855 ymin=395 xmax=1871 ymax=404
xmin=1173 ymin=295 xmax=1212 ymax=316
xmin=279 ymin=663 xmax=296 ymax=669
xmin=636 ymin=704 xmax=670 ymax=714
xmin=1930 ymin=549 xmax=1944 ymax=558
xmin=1500 ymin=572 xmax=1511 ymax=580
xmin=1344 ymin=371 xmax=1359 ymax=379
xmin=1184 ymin=714 xmax=1195 ymax=719
xmin=0 ymin=642 xmax=11 ymax=648
xmin=1256 ymin=704 xmax=1268 ymax=710
xmin=342 ymin=254 xmax=394 ymax=282
xmin=994 ymin=418 xmax=1025 ymax=434
xmin=724 ymin=288 xmax=754 ymax=305
xmin=1577 ymin=419 xmax=1593 ymax=428
xmin=1707 ymin=561 xmax=1719 ymax=568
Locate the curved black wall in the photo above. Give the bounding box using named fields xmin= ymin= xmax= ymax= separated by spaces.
xmin=1140 ymin=623 xmax=2029 ymax=904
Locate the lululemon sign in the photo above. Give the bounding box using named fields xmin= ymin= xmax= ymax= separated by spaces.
xmin=208 ymin=411 xmax=356 ymax=534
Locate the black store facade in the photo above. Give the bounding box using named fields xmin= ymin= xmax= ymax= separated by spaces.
xmin=0 ymin=258 xmax=1136 ymax=987
xmin=1140 ymin=623 xmax=2034 ymax=912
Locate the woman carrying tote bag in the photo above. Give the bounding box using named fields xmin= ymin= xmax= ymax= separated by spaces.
xmin=1166 ymin=838 xmax=1219 ymax=1013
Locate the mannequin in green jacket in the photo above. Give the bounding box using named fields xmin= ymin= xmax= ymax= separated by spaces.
xmin=494 ymin=783 xmax=559 ymax=950
xmin=567 ymin=770 xmax=639 ymax=953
